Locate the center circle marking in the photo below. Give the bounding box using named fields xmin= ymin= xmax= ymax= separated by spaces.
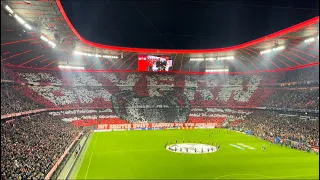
xmin=166 ymin=143 xmax=218 ymax=154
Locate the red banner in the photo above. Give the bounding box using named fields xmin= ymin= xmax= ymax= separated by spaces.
xmin=97 ymin=122 xmax=217 ymax=130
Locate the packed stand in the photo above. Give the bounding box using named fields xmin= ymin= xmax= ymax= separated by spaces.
xmin=232 ymin=111 xmax=319 ymax=152
xmin=1 ymin=67 xmax=318 ymax=112
xmin=1 ymin=85 xmax=43 ymax=115
xmin=278 ymin=66 xmax=319 ymax=83
xmin=10 ymin=71 xmax=270 ymax=109
xmin=262 ymin=89 xmax=319 ymax=110
xmin=1 ymin=70 xmax=8 ymax=80
xmin=1 ymin=113 xmax=80 ymax=180
xmin=49 ymin=109 xmax=127 ymax=127
xmin=111 ymin=89 xmax=191 ymax=123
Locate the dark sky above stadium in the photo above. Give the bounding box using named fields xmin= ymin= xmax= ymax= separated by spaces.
xmin=62 ymin=0 xmax=319 ymax=50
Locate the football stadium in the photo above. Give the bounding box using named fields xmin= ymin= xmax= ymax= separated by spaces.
xmin=1 ymin=1 xmax=319 ymax=180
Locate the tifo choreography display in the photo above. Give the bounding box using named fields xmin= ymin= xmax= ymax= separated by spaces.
xmin=2 ymin=66 xmax=319 ymax=114
xmin=1 ymin=63 xmax=319 ymax=180
xmin=1 ymin=2 xmax=319 ymax=179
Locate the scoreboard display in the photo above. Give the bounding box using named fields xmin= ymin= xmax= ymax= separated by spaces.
xmin=138 ymin=55 xmax=173 ymax=72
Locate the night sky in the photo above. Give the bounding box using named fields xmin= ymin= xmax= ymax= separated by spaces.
xmin=61 ymin=0 xmax=319 ymax=50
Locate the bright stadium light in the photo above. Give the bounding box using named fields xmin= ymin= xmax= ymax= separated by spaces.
xmin=74 ymin=51 xmax=82 ymax=55
xmin=103 ymin=55 xmax=118 ymax=59
xmin=205 ymin=57 xmax=216 ymax=61
xmin=7 ymin=8 xmax=33 ymax=31
xmin=58 ymin=65 xmax=85 ymax=70
xmin=217 ymin=56 xmax=234 ymax=60
xmin=73 ymin=51 xmax=118 ymax=59
xmin=40 ymin=36 xmax=48 ymax=42
xmin=193 ymin=56 xmax=235 ymax=61
xmin=48 ymin=41 xmax=56 ymax=48
xmin=272 ymin=46 xmax=285 ymax=51
xmin=48 ymin=41 xmax=55 ymax=46
xmin=40 ymin=36 xmax=56 ymax=48
xmin=5 ymin=5 xmax=14 ymax=14
xmin=260 ymin=46 xmax=285 ymax=55
xmin=304 ymin=37 xmax=315 ymax=43
xmin=190 ymin=58 xmax=204 ymax=61
xmin=260 ymin=49 xmax=272 ymax=55
xmin=24 ymin=23 xmax=32 ymax=30
xmin=14 ymin=14 xmax=25 ymax=25
xmin=206 ymin=69 xmax=229 ymax=72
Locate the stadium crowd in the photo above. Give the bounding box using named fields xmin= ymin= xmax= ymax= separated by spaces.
xmin=1 ymin=113 xmax=80 ymax=180
xmin=1 ymin=68 xmax=319 ymax=115
xmin=111 ymin=89 xmax=191 ymax=123
xmin=262 ymin=89 xmax=319 ymax=110
xmin=0 ymin=66 xmax=318 ymax=180
xmin=1 ymin=85 xmax=42 ymax=115
xmin=231 ymin=111 xmax=319 ymax=151
xmin=278 ymin=66 xmax=319 ymax=83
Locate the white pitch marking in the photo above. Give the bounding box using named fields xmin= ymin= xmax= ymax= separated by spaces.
xmin=84 ymin=133 xmax=99 ymax=180
xmin=214 ymin=173 xmax=274 ymax=180
xmin=166 ymin=143 xmax=217 ymax=154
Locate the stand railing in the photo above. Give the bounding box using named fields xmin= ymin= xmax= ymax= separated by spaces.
xmin=44 ymin=131 xmax=83 ymax=180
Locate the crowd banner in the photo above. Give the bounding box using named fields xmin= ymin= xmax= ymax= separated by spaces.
xmin=1 ymin=106 xmax=318 ymax=121
xmin=1 ymin=109 xmax=47 ymax=120
xmin=1 ymin=79 xmax=14 ymax=83
xmin=97 ymin=123 xmax=217 ymax=130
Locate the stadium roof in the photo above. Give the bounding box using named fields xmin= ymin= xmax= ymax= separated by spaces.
xmin=61 ymin=0 xmax=319 ymax=50
xmin=1 ymin=0 xmax=319 ymax=73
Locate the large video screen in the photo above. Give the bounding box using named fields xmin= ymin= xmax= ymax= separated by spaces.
xmin=138 ymin=55 xmax=173 ymax=72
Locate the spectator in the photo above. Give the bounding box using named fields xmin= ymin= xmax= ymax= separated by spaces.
xmin=231 ymin=111 xmax=319 ymax=151
xmin=1 ymin=113 xmax=80 ymax=180
xmin=1 ymin=84 xmax=43 ymax=115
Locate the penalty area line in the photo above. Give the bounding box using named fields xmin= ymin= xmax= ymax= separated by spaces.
xmin=214 ymin=173 xmax=274 ymax=179
xmin=98 ymin=148 xmax=164 ymax=154
xmin=84 ymin=133 xmax=99 ymax=180
xmin=229 ymin=144 xmax=245 ymax=150
xmin=214 ymin=173 xmax=319 ymax=179
xmin=237 ymin=143 xmax=256 ymax=150
xmin=274 ymin=174 xmax=320 ymax=179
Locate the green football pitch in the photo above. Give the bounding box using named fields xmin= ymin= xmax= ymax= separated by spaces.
xmin=70 ymin=129 xmax=319 ymax=179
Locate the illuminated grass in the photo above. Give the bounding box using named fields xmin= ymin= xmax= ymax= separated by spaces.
xmin=74 ymin=129 xmax=318 ymax=179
